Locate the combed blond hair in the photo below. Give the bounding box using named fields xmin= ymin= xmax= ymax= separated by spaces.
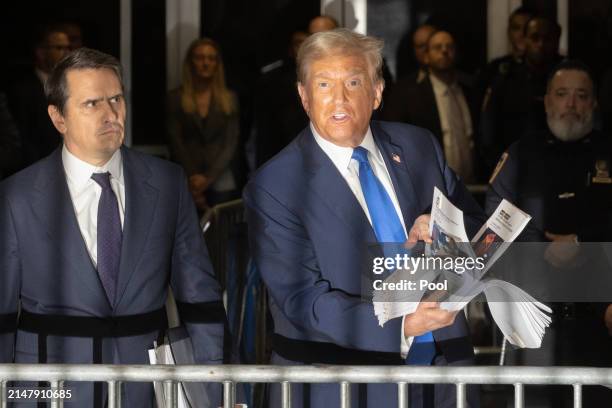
xmin=296 ymin=28 xmax=384 ymax=85
xmin=181 ymin=38 xmax=235 ymax=115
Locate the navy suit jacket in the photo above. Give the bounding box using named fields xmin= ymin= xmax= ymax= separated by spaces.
xmin=244 ymin=121 xmax=483 ymax=407
xmin=0 ymin=146 xmax=226 ymax=407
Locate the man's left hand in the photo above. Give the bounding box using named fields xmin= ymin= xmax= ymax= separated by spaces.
xmin=407 ymin=214 xmax=432 ymax=244
xmin=544 ymin=232 xmax=580 ymax=268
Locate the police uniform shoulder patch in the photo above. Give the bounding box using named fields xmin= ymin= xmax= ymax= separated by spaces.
xmin=592 ymin=159 xmax=612 ymax=184
xmin=489 ymin=152 xmax=509 ymax=185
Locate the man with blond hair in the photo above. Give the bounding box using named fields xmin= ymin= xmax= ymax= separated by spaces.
xmin=245 ymin=29 xmax=482 ymax=407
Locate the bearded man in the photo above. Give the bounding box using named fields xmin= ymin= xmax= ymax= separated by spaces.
xmin=486 ymin=59 xmax=612 ymax=407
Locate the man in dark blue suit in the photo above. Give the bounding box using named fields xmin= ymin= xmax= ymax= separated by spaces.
xmin=244 ymin=29 xmax=483 ymax=407
xmin=0 ymin=48 xmax=227 ymax=407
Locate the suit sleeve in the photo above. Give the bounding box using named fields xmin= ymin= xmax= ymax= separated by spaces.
xmin=244 ymin=182 xmax=404 ymax=353
xmin=169 ymin=169 xmax=229 ymax=364
xmin=0 ymin=188 xmax=19 ymax=362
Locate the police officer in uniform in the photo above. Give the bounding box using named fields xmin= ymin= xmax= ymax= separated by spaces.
xmin=480 ymin=16 xmax=562 ymax=175
xmin=486 ymin=60 xmax=612 ymax=407
xmin=476 ymin=6 xmax=533 ymax=109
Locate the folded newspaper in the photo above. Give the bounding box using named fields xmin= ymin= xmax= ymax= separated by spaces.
xmin=372 ymin=187 xmax=552 ymax=349
xmin=148 ymin=327 xmax=212 ymax=408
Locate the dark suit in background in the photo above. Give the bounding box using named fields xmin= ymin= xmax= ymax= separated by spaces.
xmin=382 ymin=74 xmax=484 ymax=182
xmin=0 ymin=92 xmax=21 ymax=179
xmin=6 ymin=71 xmax=62 ymax=167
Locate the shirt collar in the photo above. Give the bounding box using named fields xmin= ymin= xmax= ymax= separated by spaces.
xmin=429 ymin=72 xmax=458 ymax=96
xmin=310 ymin=122 xmax=384 ymax=172
xmin=62 ymin=145 xmax=123 ymax=191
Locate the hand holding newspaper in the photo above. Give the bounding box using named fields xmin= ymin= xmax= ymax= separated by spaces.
xmin=373 ymin=187 xmax=552 ymax=349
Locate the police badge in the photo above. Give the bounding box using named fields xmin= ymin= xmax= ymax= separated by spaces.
xmin=592 ymin=159 xmax=612 ymax=184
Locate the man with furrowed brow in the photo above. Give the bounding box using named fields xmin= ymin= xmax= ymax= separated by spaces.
xmin=0 ymin=48 xmax=229 ymax=407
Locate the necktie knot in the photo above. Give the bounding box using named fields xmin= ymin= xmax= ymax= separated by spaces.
xmin=91 ymin=172 xmax=112 ymax=190
xmin=352 ymin=146 xmax=369 ymax=164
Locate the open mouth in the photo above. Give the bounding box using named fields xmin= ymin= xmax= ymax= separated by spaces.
xmin=331 ymin=112 xmax=349 ymax=122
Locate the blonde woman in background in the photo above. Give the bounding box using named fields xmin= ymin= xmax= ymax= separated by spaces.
xmin=167 ymin=38 xmax=239 ymax=211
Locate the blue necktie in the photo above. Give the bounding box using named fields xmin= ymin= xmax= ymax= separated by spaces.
xmin=91 ymin=172 xmax=122 ymax=306
xmin=352 ymin=146 xmax=435 ymax=365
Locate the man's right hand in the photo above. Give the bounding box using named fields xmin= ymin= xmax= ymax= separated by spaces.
xmin=188 ymin=174 xmax=210 ymax=211
xmin=403 ymin=301 xmax=458 ymax=337
xmin=189 ymin=173 xmax=209 ymax=193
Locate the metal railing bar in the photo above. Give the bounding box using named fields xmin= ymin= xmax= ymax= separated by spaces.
xmin=223 ymin=381 xmax=235 ymax=408
xmin=1 ymin=380 xmax=6 ymax=408
xmin=340 ymin=381 xmax=350 ymax=408
xmin=456 ymin=383 xmax=466 ymax=408
xmin=573 ymin=383 xmax=582 ymax=408
xmin=397 ymin=381 xmax=408 ymax=408
xmin=107 ymin=380 xmax=122 ymax=408
xmin=1 ymin=365 xmax=611 ymax=386
xmin=514 ymin=383 xmax=524 ymax=408
xmin=49 ymin=380 xmax=61 ymax=408
xmin=281 ymin=381 xmax=291 ymax=408
xmin=163 ymin=380 xmax=177 ymax=408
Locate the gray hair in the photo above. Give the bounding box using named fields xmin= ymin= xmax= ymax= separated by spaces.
xmin=297 ymin=28 xmax=384 ymax=85
xmin=45 ymin=47 xmax=123 ymax=115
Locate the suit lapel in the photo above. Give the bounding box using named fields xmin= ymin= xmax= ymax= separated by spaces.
xmin=298 ymin=129 xmax=378 ymax=244
xmin=30 ymin=149 xmax=111 ymax=309
xmin=115 ymin=147 xmax=159 ymax=308
xmin=371 ymin=122 xmax=420 ymax=228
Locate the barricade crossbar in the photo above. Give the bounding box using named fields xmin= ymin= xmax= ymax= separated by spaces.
xmin=1 ymin=364 xmax=612 ymax=408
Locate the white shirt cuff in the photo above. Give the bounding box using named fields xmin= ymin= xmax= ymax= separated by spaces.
xmin=400 ymin=315 xmax=414 ymax=359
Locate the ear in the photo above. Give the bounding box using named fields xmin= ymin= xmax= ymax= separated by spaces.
xmin=48 ymin=105 xmax=67 ymax=134
xmin=373 ymin=80 xmax=384 ymax=110
xmin=297 ymin=82 xmax=310 ymax=114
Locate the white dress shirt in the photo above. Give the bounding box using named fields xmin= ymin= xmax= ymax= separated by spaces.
xmin=311 ymin=124 xmax=414 ymax=357
xmin=62 ymin=145 xmax=125 ymax=268
xmin=429 ymin=73 xmax=475 ymax=182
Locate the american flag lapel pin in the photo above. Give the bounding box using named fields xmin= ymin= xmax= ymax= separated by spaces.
xmin=392 ymin=153 xmax=401 ymax=164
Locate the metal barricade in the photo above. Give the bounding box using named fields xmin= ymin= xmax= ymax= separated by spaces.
xmin=2 ymin=364 xmax=612 ymax=408
xmin=202 ymin=199 xmax=248 ymax=291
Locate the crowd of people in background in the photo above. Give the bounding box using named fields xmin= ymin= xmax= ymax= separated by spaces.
xmin=2 ymin=8 xmax=609 ymax=199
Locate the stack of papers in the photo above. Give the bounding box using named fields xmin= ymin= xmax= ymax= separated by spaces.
xmin=373 ymin=187 xmax=551 ymax=349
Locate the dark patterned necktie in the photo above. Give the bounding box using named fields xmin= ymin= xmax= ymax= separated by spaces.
xmin=91 ymin=172 xmax=122 ymax=305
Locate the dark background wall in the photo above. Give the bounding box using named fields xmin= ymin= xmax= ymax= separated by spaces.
xmin=2 ymin=0 xmax=612 ymax=145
